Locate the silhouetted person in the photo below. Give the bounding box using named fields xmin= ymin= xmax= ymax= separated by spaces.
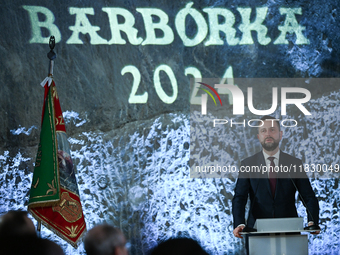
xmin=84 ymin=224 xmax=128 ymax=255
xmin=38 ymin=238 xmax=65 ymax=255
xmin=0 ymin=210 xmax=65 ymax=255
xmin=150 ymin=237 xmax=209 ymax=255
xmin=1 ymin=235 xmax=65 ymax=255
xmin=0 ymin=210 xmax=36 ymax=237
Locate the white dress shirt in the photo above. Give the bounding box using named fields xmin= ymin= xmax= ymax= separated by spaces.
xmin=262 ymin=150 xmax=280 ymax=176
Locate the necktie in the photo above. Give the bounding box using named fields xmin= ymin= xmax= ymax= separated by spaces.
xmin=268 ymin=157 xmax=276 ymax=198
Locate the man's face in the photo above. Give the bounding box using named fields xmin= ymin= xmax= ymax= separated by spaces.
xmin=257 ymin=120 xmax=282 ymax=151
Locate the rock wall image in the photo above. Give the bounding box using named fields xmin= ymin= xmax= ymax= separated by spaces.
xmin=1 ymin=0 xmax=340 ymax=254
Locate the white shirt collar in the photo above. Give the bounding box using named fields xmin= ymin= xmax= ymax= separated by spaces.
xmin=263 ymin=150 xmax=280 ymax=162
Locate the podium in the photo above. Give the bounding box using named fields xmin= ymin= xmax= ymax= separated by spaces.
xmin=242 ymin=218 xmax=312 ymax=255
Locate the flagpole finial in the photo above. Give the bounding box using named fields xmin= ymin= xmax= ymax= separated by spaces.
xmin=47 ymin=36 xmax=56 ymax=76
xmin=47 ymin=36 xmax=56 ymax=60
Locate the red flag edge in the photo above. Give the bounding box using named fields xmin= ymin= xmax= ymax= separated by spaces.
xmin=29 ymin=188 xmax=87 ymax=248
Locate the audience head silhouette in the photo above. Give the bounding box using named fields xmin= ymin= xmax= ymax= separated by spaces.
xmin=0 ymin=210 xmax=36 ymax=237
xmin=0 ymin=210 xmax=64 ymax=255
xmin=150 ymin=237 xmax=209 ymax=255
xmin=84 ymin=224 xmax=128 ymax=255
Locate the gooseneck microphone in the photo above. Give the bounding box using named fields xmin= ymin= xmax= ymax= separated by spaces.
xmin=288 ymin=174 xmax=321 ymax=231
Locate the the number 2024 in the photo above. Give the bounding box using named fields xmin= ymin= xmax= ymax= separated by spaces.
xmin=121 ymin=65 xmax=234 ymax=105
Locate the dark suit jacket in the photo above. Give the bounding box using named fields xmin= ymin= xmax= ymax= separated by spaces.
xmin=232 ymin=151 xmax=319 ymax=228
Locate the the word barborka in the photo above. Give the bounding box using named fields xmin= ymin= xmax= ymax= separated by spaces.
xmin=23 ymin=3 xmax=309 ymax=46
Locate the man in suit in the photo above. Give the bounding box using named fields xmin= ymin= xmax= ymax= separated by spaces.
xmin=232 ymin=115 xmax=319 ymax=238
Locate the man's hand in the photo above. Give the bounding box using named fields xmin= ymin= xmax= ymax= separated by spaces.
xmin=233 ymin=225 xmax=245 ymax=238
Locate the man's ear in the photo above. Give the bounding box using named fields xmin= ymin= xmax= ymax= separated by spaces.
xmin=257 ymin=133 xmax=260 ymax=140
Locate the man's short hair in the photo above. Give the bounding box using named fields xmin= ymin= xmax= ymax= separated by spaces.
xmin=84 ymin=224 xmax=125 ymax=255
xmin=259 ymin=115 xmax=280 ymax=132
xmin=0 ymin=210 xmax=36 ymax=237
xmin=150 ymin=237 xmax=209 ymax=255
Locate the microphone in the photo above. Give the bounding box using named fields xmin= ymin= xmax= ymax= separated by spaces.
xmin=287 ymin=174 xmax=321 ymax=231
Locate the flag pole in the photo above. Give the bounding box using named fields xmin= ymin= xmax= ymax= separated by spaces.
xmin=37 ymin=221 xmax=41 ymax=238
xmin=35 ymin=36 xmax=56 ymax=239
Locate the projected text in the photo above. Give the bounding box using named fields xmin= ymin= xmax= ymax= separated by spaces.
xmin=22 ymin=3 xmax=309 ymax=46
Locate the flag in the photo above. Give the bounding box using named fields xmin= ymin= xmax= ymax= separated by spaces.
xmin=28 ymin=75 xmax=86 ymax=247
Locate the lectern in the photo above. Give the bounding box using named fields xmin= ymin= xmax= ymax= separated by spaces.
xmin=242 ymin=218 xmax=312 ymax=255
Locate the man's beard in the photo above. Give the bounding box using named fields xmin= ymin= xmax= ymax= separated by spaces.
xmin=261 ymin=137 xmax=280 ymax=151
